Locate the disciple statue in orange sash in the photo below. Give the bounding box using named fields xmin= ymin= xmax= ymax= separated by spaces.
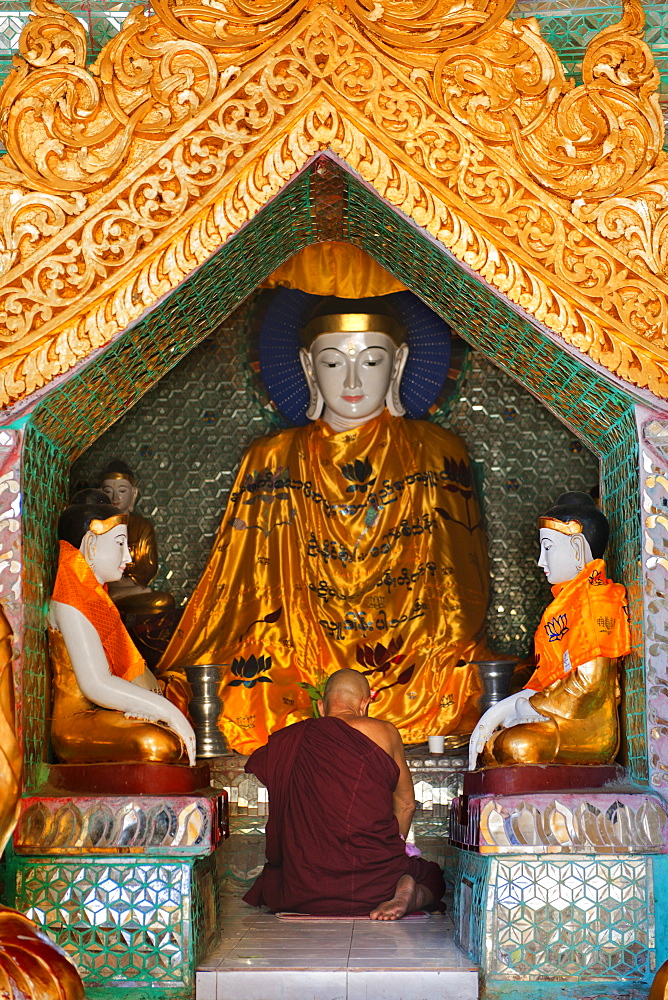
xmin=160 ymin=292 xmax=492 ymax=754
xmin=469 ymin=492 xmax=631 ymax=769
xmin=49 ymin=493 xmax=196 ymax=764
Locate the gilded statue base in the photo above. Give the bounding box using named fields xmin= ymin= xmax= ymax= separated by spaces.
xmin=10 ymin=784 xmax=229 ymax=995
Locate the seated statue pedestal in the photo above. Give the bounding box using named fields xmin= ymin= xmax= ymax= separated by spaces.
xmin=450 ymin=764 xmax=668 ymax=998
xmin=48 ymin=760 xmax=211 ymax=795
xmin=462 ymin=762 xmax=624 ymax=797
xmin=9 ymin=765 xmax=229 ymax=998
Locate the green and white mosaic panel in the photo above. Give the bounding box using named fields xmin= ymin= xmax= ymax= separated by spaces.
xmin=13 ymin=856 xmax=203 ymax=987
xmin=456 ymin=852 xmax=656 ymax=984
xmin=488 ymin=855 xmax=654 ymax=980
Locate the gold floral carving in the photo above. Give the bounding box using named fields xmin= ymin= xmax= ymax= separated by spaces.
xmin=0 ymin=0 xmax=666 ymax=407
xmin=149 ymin=0 xmax=518 ymax=59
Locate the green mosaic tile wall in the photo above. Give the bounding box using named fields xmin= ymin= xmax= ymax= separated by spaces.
xmin=13 ymin=856 xmax=193 ymax=986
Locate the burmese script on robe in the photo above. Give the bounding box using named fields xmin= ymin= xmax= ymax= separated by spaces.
xmin=243 ymin=717 xmax=445 ymax=915
xmin=159 ymin=411 xmax=490 ymax=752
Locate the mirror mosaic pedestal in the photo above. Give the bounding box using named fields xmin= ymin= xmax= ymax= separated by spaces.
xmin=451 ymin=780 xmax=668 ymax=998
xmin=6 ymin=785 xmax=229 ymax=999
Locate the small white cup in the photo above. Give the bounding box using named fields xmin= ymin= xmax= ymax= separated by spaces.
xmin=428 ymin=735 xmax=445 ymax=754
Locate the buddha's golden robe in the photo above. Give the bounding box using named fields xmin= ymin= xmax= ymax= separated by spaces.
xmin=160 ymin=411 xmax=490 ymax=753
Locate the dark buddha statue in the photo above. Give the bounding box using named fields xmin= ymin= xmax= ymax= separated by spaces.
xmin=100 ymin=460 xmax=174 ymax=614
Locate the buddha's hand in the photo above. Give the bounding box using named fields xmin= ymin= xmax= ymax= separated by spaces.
xmin=468 ymin=690 xmax=539 ymax=770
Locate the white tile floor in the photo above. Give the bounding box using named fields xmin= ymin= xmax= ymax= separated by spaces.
xmin=197 ymin=897 xmax=479 ymax=999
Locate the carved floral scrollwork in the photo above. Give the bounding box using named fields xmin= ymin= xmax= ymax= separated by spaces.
xmin=434 ymin=0 xmax=664 ymax=201
xmin=149 ymin=0 xmax=517 ymax=57
xmin=0 ymin=0 xmax=221 ymax=193
xmin=0 ymin=0 xmax=666 ymax=405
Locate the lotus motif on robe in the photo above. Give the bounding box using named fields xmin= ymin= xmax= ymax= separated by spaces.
xmin=544 ymin=614 xmax=569 ymax=643
xmin=228 ymin=655 xmax=273 ymax=687
xmin=356 ymin=636 xmax=416 ymax=692
xmin=440 ymin=456 xmax=474 ymax=499
xmin=340 ymin=456 xmax=375 ymax=494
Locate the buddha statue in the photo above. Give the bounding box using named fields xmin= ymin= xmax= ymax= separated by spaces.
xmin=99 ymin=460 xmax=174 ymax=614
xmin=49 ymin=493 xmax=196 ymax=765
xmin=160 ymin=295 xmax=492 ymax=754
xmin=468 ymin=492 xmax=631 ymax=769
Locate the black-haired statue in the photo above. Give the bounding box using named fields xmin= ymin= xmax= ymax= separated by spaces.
xmin=469 ymin=492 xmax=631 ymax=768
xmin=48 ymin=493 xmax=196 ymax=765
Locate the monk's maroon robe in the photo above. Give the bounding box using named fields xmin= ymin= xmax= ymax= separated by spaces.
xmin=243 ymin=717 xmax=445 ymax=915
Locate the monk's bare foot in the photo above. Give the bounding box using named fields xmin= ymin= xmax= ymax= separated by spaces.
xmin=370 ymin=875 xmax=420 ymax=921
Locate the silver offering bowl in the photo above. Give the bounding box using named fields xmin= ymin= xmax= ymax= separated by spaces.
xmin=471 ymin=660 xmax=519 ymax=714
xmin=184 ymin=664 xmax=230 ymax=757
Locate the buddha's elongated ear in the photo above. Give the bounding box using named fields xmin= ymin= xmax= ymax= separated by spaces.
xmin=385 ymin=342 xmax=409 ymax=417
xmin=570 ymin=532 xmax=592 ymax=574
xmin=299 ymin=347 xmax=324 ymax=421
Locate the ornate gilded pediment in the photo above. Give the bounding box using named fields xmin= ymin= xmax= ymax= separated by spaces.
xmin=0 ymin=0 xmax=666 ymax=407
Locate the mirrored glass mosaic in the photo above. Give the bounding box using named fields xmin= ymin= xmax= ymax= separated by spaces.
xmin=16 ymin=859 xmax=192 ymax=985
xmin=488 ymin=856 xmax=654 ymax=980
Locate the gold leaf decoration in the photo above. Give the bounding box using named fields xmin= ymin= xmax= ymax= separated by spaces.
xmin=149 ymin=0 xmax=518 ymax=57
xmin=0 ymin=0 xmax=664 ymax=407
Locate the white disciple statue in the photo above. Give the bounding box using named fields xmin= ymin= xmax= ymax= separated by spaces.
xmin=160 ymin=293 xmax=495 ymax=754
xmin=469 ymin=493 xmax=630 ymax=770
xmin=49 ymin=492 xmax=196 ymax=765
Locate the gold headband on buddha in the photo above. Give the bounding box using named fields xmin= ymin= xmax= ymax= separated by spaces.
xmin=538 ymin=516 xmax=583 ymax=536
xmin=301 ymin=313 xmax=406 ymax=347
xmin=89 ymin=514 xmax=128 ymax=535
xmin=101 ymin=471 xmax=136 ymax=485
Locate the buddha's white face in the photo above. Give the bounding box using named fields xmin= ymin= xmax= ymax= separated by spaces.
xmin=538 ymin=527 xmax=592 ymax=585
xmin=82 ymin=525 xmax=132 ymax=585
xmin=101 ymin=477 xmax=137 ymax=514
xmin=300 ymin=331 xmax=408 ymax=432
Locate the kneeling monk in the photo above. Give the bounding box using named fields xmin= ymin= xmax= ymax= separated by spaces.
xmin=243 ymin=669 xmax=445 ymax=919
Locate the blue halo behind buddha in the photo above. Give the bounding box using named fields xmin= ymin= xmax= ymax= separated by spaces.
xmin=258 ymin=288 xmax=452 ymax=425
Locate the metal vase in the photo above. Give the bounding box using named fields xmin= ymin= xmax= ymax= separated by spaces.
xmin=471 ymin=660 xmax=518 ymax=714
xmin=184 ymin=664 xmax=229 ymax=757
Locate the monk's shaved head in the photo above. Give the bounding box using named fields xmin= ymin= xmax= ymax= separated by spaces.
xmin=322 ymin=668 xmax=371 ymax=714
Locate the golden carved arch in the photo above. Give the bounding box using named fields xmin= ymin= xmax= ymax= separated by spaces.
xmin=0 ymin=0 xmax=666 ymax=407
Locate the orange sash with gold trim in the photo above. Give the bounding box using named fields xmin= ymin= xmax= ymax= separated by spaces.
xmin=51 ymin=541 xmax=145 ymax=683
xmin=526 ymin=559 xmax=630 ymax=692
